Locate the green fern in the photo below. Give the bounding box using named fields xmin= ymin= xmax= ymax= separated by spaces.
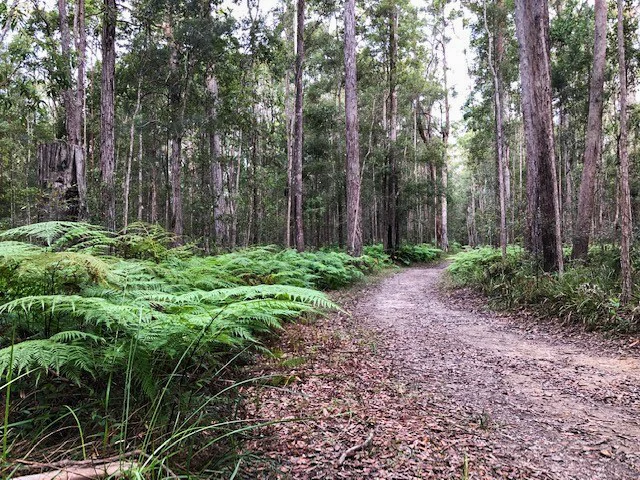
xmin=0 ymin=339 xmax=98 ymax=384
xmin=175 ymin=284 xmax=336 ymax=310
xmin=0 ymin=241 xmax=44 ymax=259
xmin=52 ymin=225 xmax=116 ymax=253
xmin=0 ymin=222 xmax=108 ymax=247
xmin=0 ymin=221 xmax=393 ymax=466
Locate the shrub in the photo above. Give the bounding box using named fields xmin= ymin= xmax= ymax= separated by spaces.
xmin=362 ymin=244 xmax=394 ymax=267
xmin=395 ymin=244 xmax=443 ymax=265
xmin=447 ymin=246 xmax=638 ymax=332
xmin=363 ymin=243 xmax=442 ymax=266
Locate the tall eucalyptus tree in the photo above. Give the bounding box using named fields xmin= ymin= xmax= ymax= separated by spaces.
xmin=344 ymin=0 xmax=362 ymax=256
xmin=514 ymin=0 xmax=563 ymax=272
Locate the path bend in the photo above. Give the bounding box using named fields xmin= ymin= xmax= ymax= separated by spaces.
xmin=362 ymin=265 xmax=640 ymax=479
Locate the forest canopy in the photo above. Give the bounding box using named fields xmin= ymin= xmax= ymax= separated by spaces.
xmin=0 ymin=0 xmax=637 ymax=266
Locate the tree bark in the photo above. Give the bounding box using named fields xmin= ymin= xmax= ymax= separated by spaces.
xmin=292 ymin=0 xmax=305 ymax=252
xmin=384 ymin=4 xmax=399 ymax=254
xmin=344 ymin=0 xmax=363 ymax=257
xmin=37 ymin=143 xmax=82 ymax=220
xmin=514 ymin=0 xmax=563 ymax=272
xmin=164 ymin=20 xmax=184 ymax=239
xmin=207 ymin=71 xmax=226 ymax=245
xmin=100 ymin=0 xmax=117 ymax=231
xmin=617 ymin=0 xmax=632 ymax=303
xmin=440 ymin=7 xmax=450 ymax=252
xmin=572 ymin=0 xmax=607 ymax=261
xmin=484 ymin=0 xmax=507 ymax=259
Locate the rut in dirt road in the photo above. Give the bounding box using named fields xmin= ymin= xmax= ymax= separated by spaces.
xmin=365 ymin=265 xmax=640 ymax=480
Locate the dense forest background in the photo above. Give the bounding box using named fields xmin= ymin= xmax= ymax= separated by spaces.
xmin=0 ymin=0 xmax=639 ymax=255
xmin=3 ymin=0 xmax=640 ymax=476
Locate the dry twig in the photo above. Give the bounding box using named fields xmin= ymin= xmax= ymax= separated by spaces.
xmin=338 ymin=431 xmax=374 ymax=465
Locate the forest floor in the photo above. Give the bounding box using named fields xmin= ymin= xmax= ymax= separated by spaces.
xmin=240 ymin=264 xmax=640 ymax=479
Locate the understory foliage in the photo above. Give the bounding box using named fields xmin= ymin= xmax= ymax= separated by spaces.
xmin=0 ymin=221 xmax=440 ymax=476
xmin=362 ymin=243 xmax=444 ymax=266
xmin=0 ymin=222 xmax=364 ymax=475
xmin=447 ymin=247 xmax=640 ymax=332
xmin=395 ymin=244 xmax=445 ymax=265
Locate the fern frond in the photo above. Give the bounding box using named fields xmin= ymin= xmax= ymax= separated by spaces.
xmin=0 ymin=295 xmax=150 ymax=330
xmin=0 ymin=340 xmax=96 ymax=383
xmin=176 ymin=285 xmax=337 ymax=310
xmin=53 ymin=225 xmax=116 ymax=252
xmin=0 ymin=222 xmax=108 ymax=247
xmin=49 ymin=330 xmax=106 ymax=344
xmin=0 ymin=241 xmax=44 ymax=259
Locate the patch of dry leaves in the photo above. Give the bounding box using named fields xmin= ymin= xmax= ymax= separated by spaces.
xmin=239 ymin=282 xmax=548 ymax=479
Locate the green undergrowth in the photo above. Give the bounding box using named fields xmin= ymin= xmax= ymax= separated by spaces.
xmin=363 ymin=243 xmax=443 ymax=265
xmin=0 ymin=222 xmax=439 ymax=477
xmin=447 ymin=245 xmax=640 ymax=332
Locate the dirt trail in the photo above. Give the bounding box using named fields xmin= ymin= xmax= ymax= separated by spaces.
xmin=365 ymin=265 xmax=640 ymax=479
xmin=244 ymin=265 xmax=640 ymax=479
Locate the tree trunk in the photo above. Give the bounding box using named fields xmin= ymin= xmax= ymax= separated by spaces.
xmin=514 ymin=0 xmax=563 ymax=272
xmin=100 ymin=0 xmax=117 ymax=231
xmin=384 ymin=5 xmax=399 ymax=254
xmin=560 ymin=108 xmax=573 ymax=237
xmin=440 ymin=6 xmax=450 ymax=252
xmin=344 ymin=0 xmax=362 ymax=257
xmin=37 ymin=142 xmax=83 ymax=220
xmin=292 ymin=0 xmax=305 ymax=252
xmin=73 ymin=0 xmax=88 ymax=219
xmin=12 ymin=461 xmax=138 ymax=480
xmin=484 ymin=0 xmax=507 ymax=259
xmin=469 ymin=177 xmax=478 ymax=247
xmin=123 ymin=80 xmax=142 ymax=231
xmin=229 ymin=151 xmax=241 ymax=247
xmin=58 ymin=0 xmax=72 ymax=137
xmin=169 ymin=137 xmax=183 ymax=238
xmin=151 ymin=157 xmax=158 ymax=223
xmin=285 ymin=68 xmax=294 ymax=248
xmin=39 ymin=0 xmax=86 ymax=221
xmin=164 ymin=20 xmax=184 ymax=239
xmin=207 ymin=71 xmax=226 ymax=245
xmin=572 ymin=0 xmax=607 ymax=261
xmin=617 ymin=0 xmax=632 ymax=303
xmin=284 ymin=6 xmax=296 ymax=248
xmin=137 ymin=133 xmax=144 ymax=221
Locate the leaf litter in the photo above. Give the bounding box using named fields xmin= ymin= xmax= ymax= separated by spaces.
xmin=240 ymin=265 xmax=640 ymax=479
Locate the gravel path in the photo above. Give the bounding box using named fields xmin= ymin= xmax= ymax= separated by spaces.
xmin=365 ymin=265 xmax=640 ymax=479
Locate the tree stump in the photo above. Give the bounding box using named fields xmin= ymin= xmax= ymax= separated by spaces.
xmin=37 ymin=141 xmax=83 ymax=220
